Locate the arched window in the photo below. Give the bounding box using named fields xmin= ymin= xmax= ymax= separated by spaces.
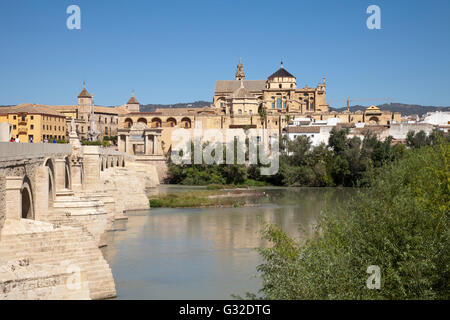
xmin=166 ymin=118 xmax=177 ymax=127
xmin=181 ymin=117 xmax=191 ymax=128
xmin=151 ymin=118 xmax=162 ymax=128
xmin=124 ymin=118 xmax=133 ymax=128
xmin=137 ymin=118 xmax=148 ymax=125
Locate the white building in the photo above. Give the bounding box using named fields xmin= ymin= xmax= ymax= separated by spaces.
xmin=423 ymin=111 xmax=450 ymax=126
xmin=285 ymin=125 xmax=334 ymax=147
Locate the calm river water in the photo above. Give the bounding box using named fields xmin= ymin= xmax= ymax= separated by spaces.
xmin=101 ymin=186 xmax=351 ymax=300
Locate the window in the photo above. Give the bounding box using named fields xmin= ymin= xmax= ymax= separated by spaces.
xmin=279 ymin=84 xmax=282 ymax=88
xmin=13 ymin=125 xmax=16 ymax=129
xmin=13 ymin=116 xmax=16 ymax=120
xmin=272 ymin=102 xmax=275 ymax=108
xmin=276 ymin=98 xmax=282 ymax=109
xmin=283 ymin=102 xmax=286 ymax=109
xmin=238 ymin=109 xmax=242 ymax=115
xmin=31 ymin=116 xmax=34 ymax=120
xmin=43 ymin=125 xmax=45 ymax=129
xmin=30 ymin=125 xmax=34 ymax=129
xmin=21 ymin=116 xmax=26 ymax=121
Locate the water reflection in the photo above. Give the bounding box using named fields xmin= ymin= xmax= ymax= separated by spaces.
xmin=102 ymin=187 xmax=350 ymax=299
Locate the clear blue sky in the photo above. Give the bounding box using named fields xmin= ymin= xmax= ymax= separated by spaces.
xmin=1 ymin=0 xmax=449 ymax=108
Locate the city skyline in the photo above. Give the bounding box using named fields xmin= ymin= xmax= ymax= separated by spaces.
xmin=1 ymin=0 xmax=450 ymax=107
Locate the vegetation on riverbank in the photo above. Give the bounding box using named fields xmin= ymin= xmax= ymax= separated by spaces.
xmin=166 ymin=128 xmax=447 ymax=187
xmin=247 ymin=139 xmax=449 ymax=299
xmin=149 ymin=189 xmax=264 ymax=208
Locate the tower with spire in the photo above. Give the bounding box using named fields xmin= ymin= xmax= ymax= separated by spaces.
xmin=77 ymin=81 xmax=93 ymax=114
xmin=125 ymin=90 xmax=140 ymax=112
xmin=235 ymin=58 xmax=245 ymax=81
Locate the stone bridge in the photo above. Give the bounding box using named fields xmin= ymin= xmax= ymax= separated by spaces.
xmin=0 ymin=134 xmax=158 ymax=300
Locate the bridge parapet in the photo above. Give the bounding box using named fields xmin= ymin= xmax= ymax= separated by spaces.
xmin=0 ymin=142 xmax=71 ymax=162
xmin=99 ymin=146 xmax=135 ymax=161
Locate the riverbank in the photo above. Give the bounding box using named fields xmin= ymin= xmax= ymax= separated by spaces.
xmin=149 ymin=188 xmax=266 ymax=208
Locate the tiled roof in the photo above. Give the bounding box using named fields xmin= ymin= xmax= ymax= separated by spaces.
xmin=78 ymin=88 xmax=91 ymax=98
xmin=286 ymin=126 xmax=320 ymax=133
xmin=232 ymin=86 xmax=255 ymax=99
xmin=215 ymin=80 xmax=266 ymax=94
xmin=268 ymin=68 xmax=295 ymax=80
xmin=154 ymin=107 xmax=212 ymax=115
xmin=127 ymin=95 xmax=139 ymax=104
xmin=94 ymin=106 xmax=129 ymax=115
xmin=0 ymin=104 xmax=66 ymax=117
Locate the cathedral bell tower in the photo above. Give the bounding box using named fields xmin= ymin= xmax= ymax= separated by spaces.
xmin=235 ymin=58 xmax=245 ymax=81
xmin=77 ymin=81 xmax=93 ymax=114
xmin=125 ymin=91 xmax=140 ymax=112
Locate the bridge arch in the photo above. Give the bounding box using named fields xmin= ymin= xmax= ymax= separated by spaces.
xmin=43 ymin=158 xmax=55 ymax=206
xmin=64 ymin=156 xmax=71 ymax=190
xmin=21 ymin=176 xmax=34 ymax=219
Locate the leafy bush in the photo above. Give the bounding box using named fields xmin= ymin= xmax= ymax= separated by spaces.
xmin=149 ymin=199 xmax=162 ymax=208
xmin=252 ymin=141 xmax=449 ymax=299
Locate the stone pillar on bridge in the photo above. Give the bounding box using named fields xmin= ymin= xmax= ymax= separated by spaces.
xmin=144 ymin=132 xmax=153 ymax=155
xmin=71 ymin=160 xmax=83 ymax=192
xmin=118 ymin=135 xmax=125 ymax=153
xmin=34 ymin=166 xmax=49 ymax=220
xmin=54 ymin=158 xmax=66 ymax=192
xmin=125 ymin=135 xmax=132 ymax=155
xmin=4 ymin=176 xmax=22 ymax=220
xmin=154 ymin=134 xmax=163 ymax=155
xmin=69 ymin=121 xmax=84 ymax=192
xmin=82 ymin=146 xmax=101 ymax=191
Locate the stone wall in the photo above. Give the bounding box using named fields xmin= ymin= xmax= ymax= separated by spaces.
xmin=0 ymin=176 xmax=5 ymax=236
xmin=0 ymin=141 xmax=152 ymax=299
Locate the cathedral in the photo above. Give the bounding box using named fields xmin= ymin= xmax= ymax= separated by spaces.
xmin=116 ymin=60 xmax=401 ymax=155
xmin=212 ymin=60 xmax=329 ymax=116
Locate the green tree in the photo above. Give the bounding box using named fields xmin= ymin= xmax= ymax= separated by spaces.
xmin=253 ymin=140 xmax=450 ymax=299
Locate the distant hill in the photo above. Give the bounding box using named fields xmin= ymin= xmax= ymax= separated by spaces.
xmin=2 ymin=102 xmax=448 ymax=117
xmin=331 ymin=103 xmax=450 ymax=117
xmin=139 ymin=100 xmax=211 ymax=112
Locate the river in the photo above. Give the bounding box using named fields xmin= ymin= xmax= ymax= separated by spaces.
xmin=101 ymin=186 xmax=351 ymax=299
